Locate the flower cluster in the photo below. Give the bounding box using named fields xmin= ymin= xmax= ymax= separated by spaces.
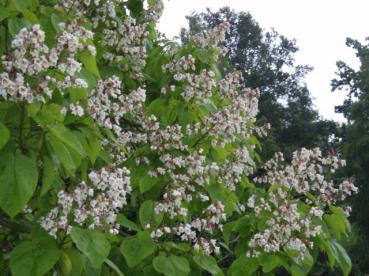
xmin=144 ymin=0 xmax=164 ymax=22
xmin=199 ymin=88 xmax=260 ymax=146
xmin=246 ymin=188 xmax=323 ymax=260
xmin=217 ymin=147 xmax=255 ymax=191
xmin=246 ymin=148 xmax=358 ymax=260
xmin=0 ymin=21 xmax=94 ymax=103
xmin=188 ymin=22 xmax=230 ymax=57
xmin=40 ymin=166 xmax=131 ymax=237
xmin=254 ymin=148 xmax=358 ymax=206
xmin=151 ymin=202 xmax=226 ymax=255
xmin=87 ymin=76 xmax=146 ymax=138
xmin=102 ymin=16 xmax=148 ymax=79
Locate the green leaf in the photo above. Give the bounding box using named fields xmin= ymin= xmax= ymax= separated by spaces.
xmin=74 ymin=129 xmax=101 ymax=165
xmin=8 ymin=17 xmax=29 ymax=36
xmin=69 ymin=87 xmax=88 ymax=102
xmin=46 ymin=134 xmax=76 ymax=177
xmin=13 ymin=0 xmax=39 ymax=23
xmin=50 ymin=13 xmax=62 ymax=32
xmin=0 ymin=8 xmax=10 ymax=22
xmin=290 ymin=264 xmax=305 ymax=276
xmin=163 ymin=242 xmax=191 ymax=253
xmin=139 ymin=200 xmax=164 ymax=229
xmin=0 ymin=123 xmax=9 ymax=150
xmin=58 ymin=251 xmax=72 ymax=276
xmin=228 ymin=256 xmax=259 ymax=276
xmin=83 ymin=257 xmax=101 ymax=276
xmin=139 ymin=174 xmax=158 ymax=193
xmin=70 ymin=227 xmax=111 ymax=269
xmin=0 ymin=149 xmax=38 ymax=217
xmin=210 ymin=145 xmax=228 ymax=162
xmin=193 ymin=255 xmax=223 ymax=276
xmin=330 ymin=205 xmax=351 ymax=232
xmin=0 ymin=25 xmax=6 ymax=57
xmin=120 ymin=231 xmax=156 ymax=268
xmin=153 ymin=255 xmax=190 ymax=276
xmin=194 ymin=49 xmax=212 ymax=64
xmin=10 ymin=235 xmax=61 ymax=276
xmin=49 ymin=125 xmax=85 ymax=157
xmin=116 ymin=213 xmax=141 ymax=232
xmin=260 ymin=254 xmax=279 ymax=273
xmin=41 ymin=155 xmax=63 ymax=196
xmin=329 ymin=240 xmax=352 ymax=276
xmin=325 ymin=213 xmax=347 ymax=239
xmin=31 ymin=104 xmax=64 ymax=127
xmin=79 ymin=50 xmax=100 ymax=78
xmin=64 ymin=248 xmax=83 ymax=276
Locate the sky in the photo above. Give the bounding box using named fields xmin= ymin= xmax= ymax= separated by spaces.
xmin=158 ymin=0 xmax=369 ymax=122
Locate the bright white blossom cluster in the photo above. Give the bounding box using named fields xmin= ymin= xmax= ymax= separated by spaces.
xmin=246 ymin=148 xmax=357 ymax=260
xmin=87 ymin=75 xmax=146 ymax=138
xmin=152 ymin=202 xmax=226 ymax=255
xmin=0 ymin=21 xmax=93 ymax=103
xmin=186 ymin=22 xmax=230 ymax=58
xmin=254 ymin=148 xmax=358 ymax=206
xmin=40 ymin=166 xmax=131 ymax=237
xmin=246 ymin=188 xmax=324 ymax=260
xmin=196 ymin=88 xmax=260 ymax=147
xmin=102 ymin=16 xmax=148 ymax=79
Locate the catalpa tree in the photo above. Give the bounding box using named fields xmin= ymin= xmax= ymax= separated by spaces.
xmin=0 ymin=0 xmax=357 ymax=275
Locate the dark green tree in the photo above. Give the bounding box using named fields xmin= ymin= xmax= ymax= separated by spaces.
xmin=332 ymin=37 xmax=369 ymax=274
xmin=183 ymin=7 xmax=338 ymax=159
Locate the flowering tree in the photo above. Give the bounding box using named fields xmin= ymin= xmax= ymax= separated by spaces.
xmin=0 ymin=0 xmax=357 ymax=275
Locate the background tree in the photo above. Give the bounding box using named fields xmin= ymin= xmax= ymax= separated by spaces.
xmin=332 ymin=37 xmax=369 ymax=274
xmin=182 ymin=7 xmax=339 ymax=160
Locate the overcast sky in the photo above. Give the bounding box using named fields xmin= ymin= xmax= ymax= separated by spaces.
xmin=158 ymin=0 xmax=369 ymax=122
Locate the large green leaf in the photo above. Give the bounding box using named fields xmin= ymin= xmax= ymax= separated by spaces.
xmin=49 ymin=125 xmax=85 ymax=157
xmin=260 ymin=254 xmax=279 ymax=273
xmin=116 ymin=213 xmax=141 ymax=232
xmin=193 ymin=255 xmax=223 ymax=276
xmin=8 ymin=17 xmax=28 ymax=36
xmin=76 ymin=127 xmax=102 ymax=165
xmin=46 ymin=134 xmax=77 ymax=177
xmin=228 ymin=256 xmax=259 ymax=276
xmin=329 ymin=240 xmax=352 ymax=276
xmin=41 ymin=155 xmax=63 ymax=196
xmin=0 ymin=148 xmax=38 ymax=217
xmin=0 ymin=122 xmax=9 ymax=150
xmin=79 ymin=50 xmax=100 ymax=78
xmin=64 ymin=248 xmax=84 ymax=276
xmin=153 ymin=255 xmax=190 ymax=276
xmin=10 ymin=235 xmax=61 ymax=276
xmin=70 ymin=227 xmax=111 ymax=269
xmin=139 ymin=200 xmax=163 ymax=229
xmin=13 ymin=0 xmax=39 ymax=23
xmin=120 ymin=231 xmax=156 ymax=268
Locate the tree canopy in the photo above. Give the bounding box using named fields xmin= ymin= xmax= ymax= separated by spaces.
xmin=332 ymin=37 xmax=369 ymax=273
xmin=0 ymin=1 xmax=357 ymax=275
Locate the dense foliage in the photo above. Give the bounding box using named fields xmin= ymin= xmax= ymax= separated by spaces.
xmin=0 ymin=1 xmax=357 ymax=275
xmin=332 ymin=37 xmax=369 ymax=274
xmin=183 ymin=8 xmax=339 ymax=160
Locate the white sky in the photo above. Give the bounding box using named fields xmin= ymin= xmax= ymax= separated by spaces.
xmin=158 ymin=0 xmax=369 ymax=122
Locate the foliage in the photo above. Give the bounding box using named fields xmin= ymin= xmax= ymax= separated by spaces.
xmin=332 ymin=37 xmax=369 ymax=274
xmin=0 ymin=1 xmax=356 ymax=275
